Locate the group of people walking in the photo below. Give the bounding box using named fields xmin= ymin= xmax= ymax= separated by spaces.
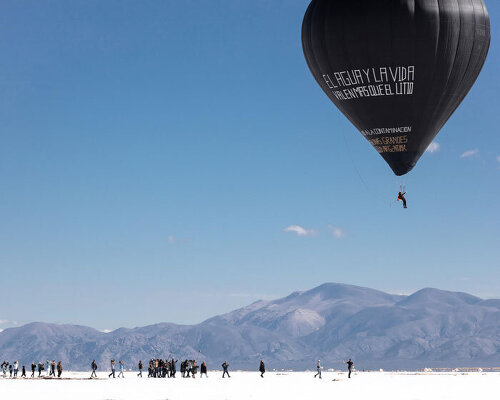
xmin=87 ymin=357 xmax=350 ymax=379
xmin=1 ymin=360 xmax=62 ymax=378
xmin=107 ymin=360 xmax=125 ymax=378
xmin=1 ymin=361 xmax=22 ymax=378
xmin=97 ymin=358 xmax=210 ymax=379
xmin=144 ymin=358 xmax=178 ymax=378
xmin=88 ymin=358 xmax=244 ymax=379
xmin=2 ymin=356 xmax=353 ymax=380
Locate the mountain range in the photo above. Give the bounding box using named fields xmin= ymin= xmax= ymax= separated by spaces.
xmin=1 ymin=283 xmax=500 ymax=370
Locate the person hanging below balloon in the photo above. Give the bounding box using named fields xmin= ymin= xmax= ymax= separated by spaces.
xmin=397 ymin=190 xmax=407 ymax=209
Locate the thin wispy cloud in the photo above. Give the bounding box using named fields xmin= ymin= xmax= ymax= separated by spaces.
xmin=283 ymin=225 xmax=317 ymax=237
xmin=167 ymin=235 xmax=192 ymax=244
xmin=460 ymin=149 xmax=479 ymax=159
xmin=426 ymin=142 xmax=440 ymax=153
xmin=101 ymin=329 xmax=112 ymax=333
xmin=0 ymin=319 xmax=18 ymax=326
xmin=0 ymin=319 xmax=20 ymax=331
xmin=388 ymin=289 xmax=414 ymax=296
xmin=328 ymin=225 xmax=346 ymax=239
xmin=496 ymin=155 xmax=500 ymax=163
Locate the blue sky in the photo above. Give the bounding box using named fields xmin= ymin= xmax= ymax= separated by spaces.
xmin=0 ymin=0 xmax=499 ymax=331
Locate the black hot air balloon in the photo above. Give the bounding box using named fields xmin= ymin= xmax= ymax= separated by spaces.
xmin=302 ymin=0 xmax=490 ymax=176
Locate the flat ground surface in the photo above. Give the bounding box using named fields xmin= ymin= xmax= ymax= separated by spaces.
xmin=0 ymin=371 xmax=497 ymax=400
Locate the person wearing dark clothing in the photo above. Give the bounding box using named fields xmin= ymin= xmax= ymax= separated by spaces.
xmin=57 ymin=362 xmax=62 ymax=378
xmin=50 ymin=360 xmax=56 ymax=377
xmin=37 ymin=362 xmax=43 ymax=377
xmin=158 ymin=359 xmax=163 ymax=378
xmin=91 ymin=360 xmax=98 ymax=378
xmin=31 ymin=363 xmax=36 ymax=378
xmin=138 ymin=360 xmax=143 ymax=377
xmin=21 ymin=365 xmax=26 ymax=378
xmin=162 ymin=360 xmax=168 ymax=378
xmin=344 ymin=358 xmax=354 ymax=378
xmin=191 ymin=360 xmax=198 ymax=378
xmin=200 ymin=361 xmax=208 ymax=378
xmin=221 ymin=361 xmax=230 ymax=378
xmin=109 ymin=359 xmax=116 ymax=378
xmin=397 ymin=191 xmax=407 ymax=208
xmin=1 ymin=361 xmax=8 ymax=378
xmin=259 ymin=360 xmax=265 ymax=378
xmin=9 ymin=364 xmax=13 ymax=377
xmin=314 ymin=360 xmax=322 ymax=379
xmin=170 ymin=359 xmax=177 ymax=378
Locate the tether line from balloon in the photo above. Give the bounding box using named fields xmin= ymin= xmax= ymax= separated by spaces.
xmin=339 ymin=128 xmax=392 ymax=208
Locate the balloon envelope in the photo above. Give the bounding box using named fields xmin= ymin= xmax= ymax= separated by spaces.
xmin=302 ymin=0 xmax=490 ymax=176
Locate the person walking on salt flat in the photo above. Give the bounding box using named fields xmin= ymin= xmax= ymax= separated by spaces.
xmin=344 ymin=358 xmax=354 ymax=378
xmin=222 ymin=361 xmax=230 ymax=378
xmin=259 ymin=360 xmax=265 ymax=378
xmin=91 ymin=360 xmax=98 ymax=378
xmin=200 ymin=361 xmax=208 ymax=378
xmin=314 ymin=360 xmax=322 ymax=379
xmin=117 ymin=360 xmax=125 ymax=378
xmin=109 ymin=359 xmax=116 ymax=378
xmin=170 ymin=359 xmax=177 ymax=378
